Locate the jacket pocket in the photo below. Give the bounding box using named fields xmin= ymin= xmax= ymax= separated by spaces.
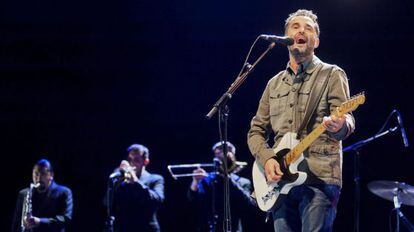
xmin=269 ymin=89 xmax=290 ymax=117
xmin=306 ymin=144 xmax=340 ymax=178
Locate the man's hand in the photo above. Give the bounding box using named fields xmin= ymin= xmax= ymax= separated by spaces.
xmin=190 ymin=168 xmax=207 ymax=191
xmin=323 ymin=115 xmax=346 ymax=133
xmin=119 ymin=160 xmax=138 ymax=183
xmin=264 ymin=158 xmax=283 ymax=183
xmin=24 ymin=216 xmax=40 ymax=229
xmin=192 ymin=168 xmax=207 ymax=182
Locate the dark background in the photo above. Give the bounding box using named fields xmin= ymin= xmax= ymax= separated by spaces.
xmin=2 ymin=0 xmax=414 ymax=231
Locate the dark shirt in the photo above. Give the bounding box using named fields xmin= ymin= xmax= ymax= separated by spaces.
xmin=113 ymin=170 xmax=164 ymax=232
xmin=12 ymin=182 xmax=73 ymax=232
xmin=188 ymin=173 xmax=255 ymax=232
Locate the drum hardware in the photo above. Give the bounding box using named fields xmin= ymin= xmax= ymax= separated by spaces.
xmin=368 ymin=180 xmax=414 ymax=232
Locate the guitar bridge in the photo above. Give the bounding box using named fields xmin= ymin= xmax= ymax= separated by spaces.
xmin=262 ymin=184 xmax=281 ymax=203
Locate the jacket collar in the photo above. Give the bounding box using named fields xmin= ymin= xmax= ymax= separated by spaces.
xmin=283 ymin=55 xmax=322 ymax=84
xmin=140 ymin=169 xmax=150 ymax=181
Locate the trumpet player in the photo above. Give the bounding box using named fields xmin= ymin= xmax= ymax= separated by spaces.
xmin=108 ymin=144 xmax=164 ymax=232
xmin=12 ymin=159 xmax=73 ymax=232
xmin=188 ymin=141 xmax=255 ymax=232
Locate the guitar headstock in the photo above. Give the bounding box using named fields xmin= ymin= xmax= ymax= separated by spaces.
xmin=333 ymin=92 xmax=365 ymax=117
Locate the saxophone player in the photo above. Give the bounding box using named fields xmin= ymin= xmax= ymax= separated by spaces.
xmin=12 ymin=159 xmax=73 ymax=232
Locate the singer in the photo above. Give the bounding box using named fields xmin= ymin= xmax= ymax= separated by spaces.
xmin=247 ymin=9 xmax=355 ymax=232
xmin=108 ymin=144 xmax=164 ymax=232
xmin=188 ymin=141 xmax=256 ymax=232
xmin=12 ymin=159 xmax=73 ymax=232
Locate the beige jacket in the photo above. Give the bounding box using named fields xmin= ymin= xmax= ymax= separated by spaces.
xmin=247 ymin=56 xmax=355 ymax=187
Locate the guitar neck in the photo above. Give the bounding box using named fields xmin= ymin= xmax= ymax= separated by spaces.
xmin=285 ymin=123 xmax=326 ymax=165
xmin=283 ymin=92 xmax=365 ymax=166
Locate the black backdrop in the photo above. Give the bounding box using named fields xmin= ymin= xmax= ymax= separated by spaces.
xmin=2 ymin=0 xmax=414 ymax=231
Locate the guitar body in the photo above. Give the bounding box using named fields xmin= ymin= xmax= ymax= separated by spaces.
xmin=252 ymin=132 xmax=308 ymax=212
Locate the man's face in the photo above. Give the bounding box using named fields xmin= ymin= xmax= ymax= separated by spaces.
xmin=214 ymin=149 xmax=235 ymax=162
xmin=285 ymin=16 xmax=319 ymax=58
xmin=127 ymin=150 xmax=146 ymax=171
xmin=32 ymin=166 xmax=53 ymax=192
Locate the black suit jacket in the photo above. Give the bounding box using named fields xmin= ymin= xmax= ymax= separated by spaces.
xmin=113 ymin=170 xmax=164 ymax=232
xmin=12 ymin=182 xmax=73 ymax=232
xmin=188 ymin=173 xmax=255 ymax=232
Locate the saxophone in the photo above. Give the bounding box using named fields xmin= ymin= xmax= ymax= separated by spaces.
xmin=21 ymin=183 xmax=39 ymax=232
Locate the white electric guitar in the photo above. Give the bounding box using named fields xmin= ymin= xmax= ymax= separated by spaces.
xmin=252 ymin=93 xmax=365 ymax=212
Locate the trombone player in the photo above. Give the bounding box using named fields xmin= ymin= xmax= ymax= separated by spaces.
xmin=188 ymin=141 xmax=255 ymax=232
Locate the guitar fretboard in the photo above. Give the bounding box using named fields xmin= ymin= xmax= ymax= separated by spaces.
xmin=285 ymin=123 xmax=326 ymax=165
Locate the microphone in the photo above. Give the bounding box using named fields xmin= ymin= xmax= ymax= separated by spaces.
xmin=109 ymin=161 xmax=136 ymax=179
xmin=259 ymin=35 xmax=294 ymax=46
xmin=395 ymin=110 xmax=410 ymax=147
xmin=109 ymin=169 xmax=125 ymax=179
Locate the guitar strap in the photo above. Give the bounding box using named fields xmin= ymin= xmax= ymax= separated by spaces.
xmin=296 ymin=63 xmax=335 ymax=139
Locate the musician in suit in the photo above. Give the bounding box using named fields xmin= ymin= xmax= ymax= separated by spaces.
xmin=188 ymin=141 xmax=256 ymax=232
xmin=247 ymin=9 xmax=355 ymax=232
xmin=12 ymin=159 xmax=73 ymax=232
xmin=109 ymin=144 xmax=164 ymax=232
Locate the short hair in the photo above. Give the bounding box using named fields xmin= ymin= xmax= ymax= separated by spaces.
xmin=285 ymin=9 xmax=320 ymax=37
xmin=34 ymin=159 xmax=54 ymax=173
xmin=212 ymin=141 xmax=236 ymax=155
xmin=127 ymin=144 xmax=150 ymax=160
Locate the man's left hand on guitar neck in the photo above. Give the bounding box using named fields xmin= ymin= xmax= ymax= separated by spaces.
xmin=323 ymin=115 xmax=346 ymax=133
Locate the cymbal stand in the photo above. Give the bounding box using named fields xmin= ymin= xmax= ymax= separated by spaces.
xmin=343 ymin=108 xmax=408 ymax=232
xmin=343 ymin=126 xmax=399 ymax=232
xmin=392 ymin=189 xmax=414 ymax=232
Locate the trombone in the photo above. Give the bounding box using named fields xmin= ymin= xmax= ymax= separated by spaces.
xmin=167 ymin=160 xmax=248 ymax=180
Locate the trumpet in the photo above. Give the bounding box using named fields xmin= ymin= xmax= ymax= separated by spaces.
xmin=109 ymin=160 xmax=136 ymax=180
xmin=21 ymin=183 xmax=40 ymax=231
xmin=168 ymin=159 xmax=248 ymax=180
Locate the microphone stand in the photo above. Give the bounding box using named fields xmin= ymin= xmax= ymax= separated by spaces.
xmin=206 ymin=41 xmax=276 ymax=232
xmin=105 ymin=177 xmax=121 ymax=232
xmin=343 ymin=126 xmax=399 ymax=232
xmin=209 ymin=159 xmax=220 ymax=232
